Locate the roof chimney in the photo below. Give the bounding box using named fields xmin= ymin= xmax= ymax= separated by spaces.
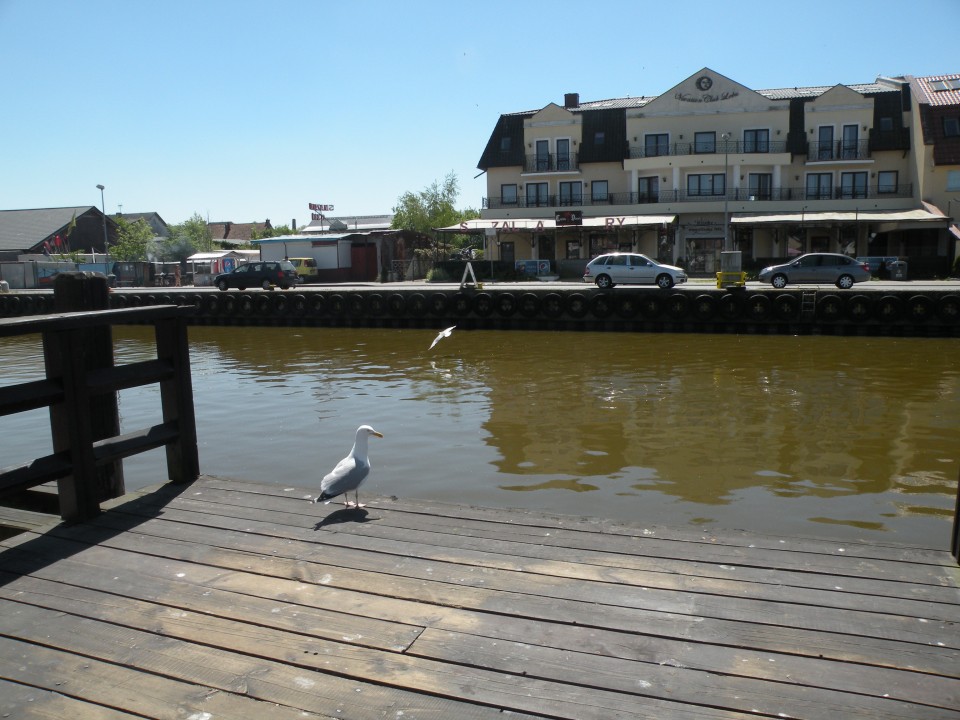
xmin=564 ymin=92 xmax=580 ymax=109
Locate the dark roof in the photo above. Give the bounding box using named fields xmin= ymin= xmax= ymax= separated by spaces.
xmin=0 ymin=206 xmax=96 ymax=253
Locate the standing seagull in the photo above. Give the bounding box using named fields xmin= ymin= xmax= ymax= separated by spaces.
xmin=429 ymin=325 xmax=456 ymax=350
xmin=314 ymin=425 xmax=383 ymax=508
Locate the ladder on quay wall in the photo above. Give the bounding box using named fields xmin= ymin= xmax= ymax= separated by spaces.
xmin=801 ymin=291 xmax=817 ymax=321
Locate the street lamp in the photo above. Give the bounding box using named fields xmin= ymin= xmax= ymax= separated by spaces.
xmin=721 ymin=133 xmax=731 ymax=251
xmin=96 ymin=184 xmax=109 ymax=263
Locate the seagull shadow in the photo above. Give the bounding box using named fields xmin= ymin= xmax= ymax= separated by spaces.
xmin=312 ymin=506 xmax=376 ymax=530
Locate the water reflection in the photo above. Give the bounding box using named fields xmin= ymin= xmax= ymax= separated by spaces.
xmin=1 ymin=325 xmax=957 ymax=545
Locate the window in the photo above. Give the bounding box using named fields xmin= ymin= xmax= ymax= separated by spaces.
xmin=556 ymin=139 xmax=571 ymax=170
xmin=947 ymin=170 xmax=960 ymax=191
xmin=535 ymin=139 xmax=549 ymax=171
xmin=687 ymin=173 xmax=725 ymax=196
xmin=694 ymin=132 xmax=716 ymax=154
xmin=559 ymin=182 xmax=582 ymax=206
xmin=501 ymin=184 xmax=518 ymax=205
xmin=591 ymin=180 xmax=608 ymax=203
xmin=644 ymin=133 xmax=669 ymax=157
xmin=806 ymin=173 xmax=832 ymax=200
xmin=594 ymin=131 xmax=605 ymax=144
xmin=931 ymin=78 xmax=960 ymax=91
xmin=638 ymin=176 xmax=659 ymax=203
xmin=747 ymin=173 xmax=772 ymax=200
xmin=944 ymin=117 xmax=960 ymax=137
xmin=743 ymin=129 xmax=769 ymax=153
xmin=526 ymin=182 xmax=549 ymax=207
xmin=817 ymin=126 xmax=834 ymax=160
xmin=840 ymin=172 xmax=868 ymax=199
xmin=879 ymin=117 xmax=894 ymax=132
xmin=841 ymin=125 xmax=859 ymax=159
xmin=877 ymin=171 xmax=898 ymax=194
xmin=500 ymin=137 xmax=511 ymax=152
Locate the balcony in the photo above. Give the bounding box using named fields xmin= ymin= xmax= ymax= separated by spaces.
xmin=482 ymin=183 xmax=913 ymax=209
xmin=628 ymin=139 xmax=788 ymax=159
xmin=523 ymin=153 xmax=580 ymax=173
xmin=806 ymin=139 xmax=871 ymax=161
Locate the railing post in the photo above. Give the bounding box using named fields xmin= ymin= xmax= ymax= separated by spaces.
xmin=155 ymin=315 xmax=199 ymax=483
xmin=49 ymin=272 xmax=124 ymax=519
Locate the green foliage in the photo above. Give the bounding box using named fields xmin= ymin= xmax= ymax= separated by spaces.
xmin=425 ymin=266 xmax=452 ymax=282
xmin=160 ymin=212 xmax=213 ymax=261
xmin=111 ymin=217 xmax=154 ymax=261
xmin=391 ymin=171 xmax=480 ymax=238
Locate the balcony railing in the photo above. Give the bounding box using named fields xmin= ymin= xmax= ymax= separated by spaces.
xmin=628 ymin=139 xmax=788 ymax=159
xmin=482 ymin=183 xmax=913 ymax=209
xmin=806 ymin=139 xmax=871 ymax=161
xmin=523 ymin=152 xmax=579 ymax=173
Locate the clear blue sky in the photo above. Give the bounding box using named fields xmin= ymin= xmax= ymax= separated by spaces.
xmin=1 ymin=0 xmax=957 ymax=228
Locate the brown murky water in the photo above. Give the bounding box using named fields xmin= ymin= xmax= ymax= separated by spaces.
xmin=2 ymin=325 xmax=958 ymax=546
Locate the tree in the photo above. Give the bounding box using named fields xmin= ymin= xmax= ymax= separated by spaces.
xmin=250 ymin=223 xmax=294 ymax=241
xmin=111 ymin=217 xmax=154 ymax=261
xmin=160 ymin=212 xmax=213 ymax=261
xmin=391 ymin=171 xmax=479 ymax=235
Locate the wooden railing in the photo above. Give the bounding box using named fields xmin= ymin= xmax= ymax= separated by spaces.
xmin=0 ymin=303 xmax=199 ymax=522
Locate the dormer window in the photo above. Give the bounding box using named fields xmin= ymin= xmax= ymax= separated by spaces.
xmin=594 ymin=131 xmax=605 ymax=144
xmin=500 ymin=137 xmax=511 ymax=151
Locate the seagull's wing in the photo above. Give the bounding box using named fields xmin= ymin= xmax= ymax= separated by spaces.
xmin=429 ymin=326 xmax=457 ymax=350
xmin=429 ymin=332 xmax=444 ymax=350
xmin=320 ymin=456 xmax=370 ymax=500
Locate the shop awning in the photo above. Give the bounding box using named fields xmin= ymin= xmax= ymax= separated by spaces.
xmin=730 ymin=208 xmax=948 ymax=226
xmin=436 ymin=215 xmax=676 ymax=233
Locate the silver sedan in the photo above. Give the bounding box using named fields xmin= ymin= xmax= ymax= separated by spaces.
xmin=758 ymin=253 xmax=871 ymax=289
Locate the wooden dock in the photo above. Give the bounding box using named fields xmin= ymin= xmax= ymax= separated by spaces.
xmin=1 ymin=475 xmax=958 ymax=719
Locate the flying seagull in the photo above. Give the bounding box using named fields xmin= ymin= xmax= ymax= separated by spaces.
xmin=314 ymin=425 xmax=383 ymax=508
xmin=430 ymin=325 xmax=456 ymax=350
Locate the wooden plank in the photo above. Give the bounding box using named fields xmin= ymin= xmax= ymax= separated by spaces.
xmin=0 ymin=595 xmax=531 ymax=720
xmin=0 ymin=453 xmax=72 ymax=497
xmin=0 ymin=596 xmax=751 ymax=720
xmin=0 ymin=305 xmax=185 ymax=338
xmin=0 ymin=677 xmax=135 ymax=720
xmin=104 ymin=492 xmax=960 ymax=622
xmin=0 ymin=505 xmax=58 ymax=532
xmin=86 ymin=358 xmax=173 ymax=394
xmin=9 ymin=516 xmax=957 ymax=678
xmin=0 ymin=635 xmax=321 ymax=720
xmin=91 ymin=421 xmax=179 ymax=465
xmin=408 ymin=627 xmax=958 ymax=719
xmin=0 ymin=378 xmax=63 ymax=417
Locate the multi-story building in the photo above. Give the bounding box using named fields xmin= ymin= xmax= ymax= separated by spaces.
xmin=467 ymin=68 xmax=957 ymax=278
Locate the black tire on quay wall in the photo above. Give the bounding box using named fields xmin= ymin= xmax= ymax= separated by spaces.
xmin=365 ymin=293 xmax=385 ymax=316
xmin=938 ymin=295 xmax=960 ymax=324
xmin=387 ymin=293 xmax=405 ymax=316
xmin=222 ymin=295 xmax=236 ymax=315
xmin=205 ymin=294 xmax=219 ymax=314
xmin=908 ymin=295 xmax=934 ymax=323
xmin=518 ymin=293 xmax=540 ymax=318
xmin=496 ymin=292 xmax=517 ymax=317
xmin=772 ymin=294 xmax=798 ymax=321
xmin=407 ymin=293 xmax=427 ymax=316
xmin=310 ymin=294 xmax=326 ymax=316
xmin=816 ymin=295 xmax=843 ymax=322
xmin=638 ymin=294 xmax=661 ymax=319
xmin=291 ymin=294 xmax=307 ymax=315
xmin=692 ymin=294 xmax=716 ymax=321
xmin=473 ymin=292 xmax=494 ymax=317
xmin=665 ymin=293 xmax=689 ymax=320
xmin=745 ymin=294 xmax=770 ymax=321
xmin=239 ymin=294 xmax=255 ymax=315
xmin=718 ymin=293 xmax=741 ymax=320
xmin=327 ymin=294 xmax=346 ymax=316
xmin=615 ymin=293 xmax=639 ymax=319
xmin=348 ymin=294 xmax=365 ymax=316
xmin=876 ymin=295 xmax=903 ymax=322
xmin=273 ymin=294 xmax=288 ymax=315
xmin=256 ymin=294 xmax=272 ymax=315
xmin=590 ymin=293 xmax=613 ymax=319
xmin=846 ymin=294 xmax=871 ymax=321
xmin=565 ymin=293 xmax=588 ymax=318
xmin=541 ymin=293 xmax=564 ymax=319
xmin=428 ymin=293 xmax=448 ymax=316
xmin=450 ymin=293 xmax=472 ymax=316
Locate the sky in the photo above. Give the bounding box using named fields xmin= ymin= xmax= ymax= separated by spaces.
xmin=1 ymin=0 xmax=958 ymax=228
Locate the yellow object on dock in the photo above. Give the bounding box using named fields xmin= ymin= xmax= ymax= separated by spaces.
xmin=716 ymin=271 xmax=746 ymax=288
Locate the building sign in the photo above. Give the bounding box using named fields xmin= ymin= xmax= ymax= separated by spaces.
xmin=675 ymin=76 xmax=739 ymax=104
xmin=309 ymin=202 xmax=334 ymax=221
xmin=555 ymin=210 xmax=582 ymax=226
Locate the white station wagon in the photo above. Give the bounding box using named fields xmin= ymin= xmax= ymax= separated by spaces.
xmin=583 ymin=253 xmax=688 ymax=289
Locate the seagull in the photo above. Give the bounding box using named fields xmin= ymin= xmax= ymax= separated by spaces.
xmin=429 ymin=325 xmax=456 ymax=350
xmin=314 ymin=425 xmax=383 ymax=508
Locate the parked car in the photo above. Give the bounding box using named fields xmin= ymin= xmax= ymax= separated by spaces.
xmin=583 ymin=253 xmax=687 ymax=289
xmin=758 ymin=253 xmax=870 ymax=289
xmin=214 ymin=260 xmax=298 ymax=291
xmin=289 ymin=257 xmax=319 ymax=282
